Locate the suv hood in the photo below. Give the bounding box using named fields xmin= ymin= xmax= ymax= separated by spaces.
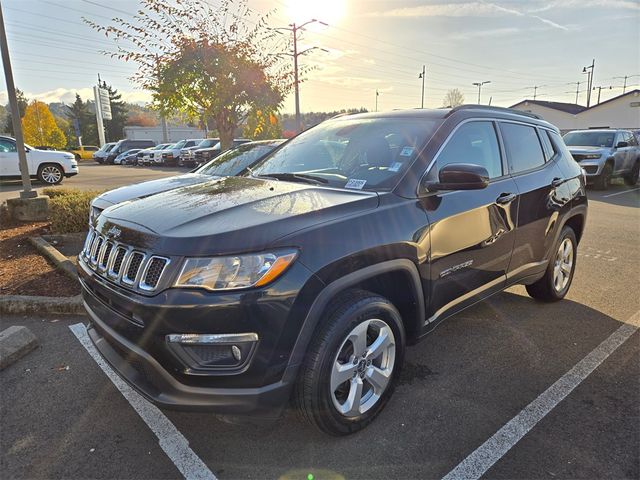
xmin=93 ymin=173 xmax=213 ymax=209
xmin=568 ymin=146 xmax=611 ymax=154
xmin=29 ymin=149 xmax=75 ymax=161
xmin=98 ymin=176 xmax=379 ymax=255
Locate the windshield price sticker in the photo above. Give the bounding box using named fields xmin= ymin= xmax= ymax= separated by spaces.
xmin=400 ymin=146 xmax=414 ymax=157
xmin=345 ymin=179 xmax=367 ymax=190
xmin=389 ymin=162 xmax=403 ymax=172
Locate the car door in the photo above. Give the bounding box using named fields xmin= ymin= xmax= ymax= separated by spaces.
xmin=621 ymin=132 xmax=636 ymax=172
xmin=421 ymin=120 xmax=518 ymax=323
xmin=499 ymin=122 xmax=569 ymax=283
xmin=613 ymin=132 xmax=630 ymax=173
xmin=0 ymin=138 xmax=20 ymax=176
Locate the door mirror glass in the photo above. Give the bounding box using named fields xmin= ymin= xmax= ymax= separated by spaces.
xmin=426 ymin=163 xmax=489 ymax=191
xmin=615 ymin=141 xmax=628 ymax=148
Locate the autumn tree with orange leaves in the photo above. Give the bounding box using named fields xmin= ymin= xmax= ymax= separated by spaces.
xmin=85 ymin=0 xmax=291 ymax=151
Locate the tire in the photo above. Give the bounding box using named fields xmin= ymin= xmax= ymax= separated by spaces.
xmin=74 ymin=153 xmax=81 ymax=161
xmin=294 ymin=290 xmax=405 ymax=435
xmin=594 ymin=162 xmax=612 ymax=190
xmin=526 ymin=226 xmax=577 ymax=302
xmin=37 ymin=164 xmax=64 ymax=185
xmin=623 ymin=161 xmax=639 ymax=186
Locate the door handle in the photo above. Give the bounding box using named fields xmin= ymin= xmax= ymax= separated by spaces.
xmin=496 ymin=192 xmax=517 ymax=204
xmin=551 ymin=177 xmax=564 ymax=187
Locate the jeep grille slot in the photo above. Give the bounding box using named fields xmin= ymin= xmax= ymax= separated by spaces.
xmin=81 ymin=227 xmax=170 ymax=293
xmin=141 ymin=257 xmax=168 ymax=290
xmin=110 ymin=247 xmax=127 ymax=277
xmin=123 ymin=252 xmax=145 ymax=284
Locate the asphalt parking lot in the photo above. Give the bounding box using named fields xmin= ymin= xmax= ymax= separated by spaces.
xmin=0 ymin=162 xmax=186 ymax=203
xmin=1 ymin=182 xmax=639 ymax=480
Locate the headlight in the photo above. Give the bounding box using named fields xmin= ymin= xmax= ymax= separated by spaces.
xmin=175 ymin=250 xmax=297 ymax=291
xmin=581 ymin=154 xmax=601 ymax=159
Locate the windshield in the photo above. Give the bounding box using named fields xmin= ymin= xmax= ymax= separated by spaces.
xmin=563 ymin=131 xmax=615 ymax=148
xmin=196 ymin=142 xmax=282 ymax=176
xmin=250 ymin=117 xmax=438 ymax=191
xmin=197 ymin=139 xmax=219 ymax=148
xmin=173 ymin=140 xmax=187 ymax=149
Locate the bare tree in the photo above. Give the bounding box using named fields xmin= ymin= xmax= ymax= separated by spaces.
xmin=443 ymin=88 xmax=465 ymax=108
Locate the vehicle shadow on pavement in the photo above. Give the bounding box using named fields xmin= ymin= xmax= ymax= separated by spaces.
xmin=162 ymin=290 xmax=631 ymax=479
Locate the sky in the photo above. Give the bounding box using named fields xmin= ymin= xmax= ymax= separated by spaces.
xmin=1 ymin=0 xmax=639 ymax=114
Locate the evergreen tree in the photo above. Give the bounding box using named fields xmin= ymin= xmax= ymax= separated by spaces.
xmin=66 ymin=94 xmax=98 ymax=146
xmin=102 ymin=82 xmax=128 ymax=142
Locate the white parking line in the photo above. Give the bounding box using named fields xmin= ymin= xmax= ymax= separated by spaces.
xmin=69 ymin=323 xmax=217 ymax=480
xmin=441 ymin=311 xmax=640 ymax=480
xmin=603 ymin=187 xmax=640 ymax=198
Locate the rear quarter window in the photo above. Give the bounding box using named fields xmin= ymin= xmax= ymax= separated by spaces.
xmin=500 ymin=122 xmax=546 ymax=174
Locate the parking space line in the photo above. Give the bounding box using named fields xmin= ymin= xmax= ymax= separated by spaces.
xmin=441 ymin=311 xmax=640 ymax=480
xmin=69 ymin=323 xmax=217 ymax=480
xmin=603 ymin=187 xmax=640 ymax=198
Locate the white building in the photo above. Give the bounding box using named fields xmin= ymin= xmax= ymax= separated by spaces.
xmin=510 ymin=89 xmax=640 ymax=133
xmin=124 ymin=125 xmax=206 ymax=143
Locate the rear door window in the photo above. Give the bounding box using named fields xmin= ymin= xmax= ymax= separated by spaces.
xmin=500 ymin=122 xmax=546 ymax=174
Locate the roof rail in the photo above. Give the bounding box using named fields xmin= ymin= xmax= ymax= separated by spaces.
xmin=447 ymin=104 xmax=542 ymax=120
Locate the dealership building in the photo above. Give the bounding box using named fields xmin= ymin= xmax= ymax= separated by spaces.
xmin=510 ymin=89 xmax=640 ymax=133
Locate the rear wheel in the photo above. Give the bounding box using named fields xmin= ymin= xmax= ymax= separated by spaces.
xmin=526 ymin=226 xmax=577 ymax=302
xmin=295 ymin=290 xmax=405 ymax=435
xmin=623 ymin=161 xmax=639 ymax=186
xmin=594 ymin=162 xmax=612 ymax=190
xmin=37 ymin=164 xmax=63 ymax=185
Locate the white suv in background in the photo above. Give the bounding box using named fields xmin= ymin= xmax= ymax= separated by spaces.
xmin=0 ymin=136 xmax=79 ymax=185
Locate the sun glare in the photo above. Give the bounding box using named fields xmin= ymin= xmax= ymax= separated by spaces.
xmin=285 ymin=0 xmax=346 ymax=25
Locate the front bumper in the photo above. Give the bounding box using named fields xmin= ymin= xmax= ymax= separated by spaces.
xmin=576 ymin=161 xmax=603 ymax=178
xmin=78 ymin=257 xmax=322 ymax=415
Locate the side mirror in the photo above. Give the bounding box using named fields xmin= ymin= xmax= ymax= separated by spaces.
xmin=426 ymin=163 xmax=490 ymax=191
xmin=615 ymin=141 xmax=628 ymax=148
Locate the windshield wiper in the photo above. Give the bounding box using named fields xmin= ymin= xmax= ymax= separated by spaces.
xmin=252 ymin=172 xmax=329 ymax=185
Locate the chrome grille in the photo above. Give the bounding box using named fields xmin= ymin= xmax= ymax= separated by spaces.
xmin=81 ymin=228 xmax=169 ymax=292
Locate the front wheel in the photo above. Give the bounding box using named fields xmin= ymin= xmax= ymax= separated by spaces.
xmin=623 ymin=161 xmax=639 ymax=186
xmin=526 ymin=226 xmax=577 ymax=302
xmin=594 ymin=163 xmax=612 ymax=190
xmin=37 ymin=164 xmax=63 ymax=185
xmin=295 ymin=290 xmax=405 ymax=435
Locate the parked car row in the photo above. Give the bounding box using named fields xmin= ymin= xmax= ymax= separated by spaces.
xmin=92 ymin=137 xmax=253 ymax=168
xmin=564 ymin=128 xmax=640 ymax=189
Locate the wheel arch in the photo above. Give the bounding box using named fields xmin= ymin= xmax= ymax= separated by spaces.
xmin=562 ymin=212 xmax=586 ymax=244
xmin=286 ymin=259 xmax=425 ymax=376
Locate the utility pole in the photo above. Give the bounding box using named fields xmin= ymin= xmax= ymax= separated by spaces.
xmin=418 ymin=65 xmax=426 ymax=108
xmin=375 ymin=89 xmax=379 ymax=112
xmin=574 ymin=81 xmax=581 ymax=104
xmin=472 ymin=80 xmax=491 ymax=104
xmin=582 ymin=59 xmax=595 ymax=107
xmin=592 ymin=85 xmax=612 ymax=105
xmin=529 ymin=85 xmax=546 ymax=100
xmin=273 ymin=19 xmax=328 ymax=133
xmin=0 ymin=2 xmax=35 ymax=198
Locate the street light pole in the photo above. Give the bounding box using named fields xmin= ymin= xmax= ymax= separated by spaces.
xmin=375 ymin=89 xmax=379 ymax=112
xmin=418 ymin=65 xmax=426 ymax=108
xmin=582 ymin=59 xmax=595 ymax=107
xmin=472 ymin=81 xmax=491 ymax=104
xmin=0 ymin=2 xmax=36 ymax=199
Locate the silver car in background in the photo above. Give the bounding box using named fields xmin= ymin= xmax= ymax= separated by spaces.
xmin=564 ymin=129 xmax=640 ymax=189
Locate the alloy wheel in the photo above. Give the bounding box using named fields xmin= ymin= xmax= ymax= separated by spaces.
xmin=553 ymin=237 xmax=573 ymax=292
xmin=41 ymin=166 xmax=62 ymax=184
xmin=330 ymin=318 xmax=396 ymax=417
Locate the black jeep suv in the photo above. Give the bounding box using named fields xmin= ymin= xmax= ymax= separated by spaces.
xmin=78 ymin=106 xmax=587 ymax=435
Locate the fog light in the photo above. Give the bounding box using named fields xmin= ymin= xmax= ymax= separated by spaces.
xmin=166 ymin=333 xmax=258 ymax=372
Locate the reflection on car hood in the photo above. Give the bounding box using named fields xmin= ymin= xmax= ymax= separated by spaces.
xmin=98 ymin=176 xmax=379 ymax=255
xmin=92 ymin=173 xmax=214 ymax=209
xmin=568 ymin=146 xmax=611 ymax=154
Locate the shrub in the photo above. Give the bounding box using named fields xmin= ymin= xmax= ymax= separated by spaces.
xmin=42 ymin=187 xmax=82 ymax=198
xmin=48 ymin=189 xmax=102 ymax=233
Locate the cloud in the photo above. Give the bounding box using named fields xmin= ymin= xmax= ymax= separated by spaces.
xmin=364 ymin=1 xmax=569 ymax=30
xmin=527 ymin=0 xmax=640 ymax=13
xmin=450 ymin=26 xmax=520 ymax=40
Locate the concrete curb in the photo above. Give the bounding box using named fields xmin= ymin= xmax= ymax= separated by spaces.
xmin=29 ymin=236 xmax=78 ymax=280
xmin=0 ymin=326 xmax=39 ymax=370
xmin=0 ymin=294 xmax=84 ymax=315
